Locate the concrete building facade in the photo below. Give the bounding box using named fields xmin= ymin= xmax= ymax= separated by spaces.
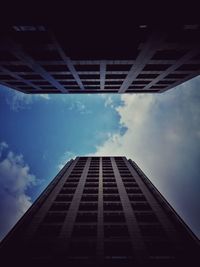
xmin=0 ymin=24 xmax=200 ymax=94
xmin=0 ymin=156 xmax=199 ymax=266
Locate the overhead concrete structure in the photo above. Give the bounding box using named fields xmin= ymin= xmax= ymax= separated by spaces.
xmin=0 ymin=24 xmax=200 ymax=94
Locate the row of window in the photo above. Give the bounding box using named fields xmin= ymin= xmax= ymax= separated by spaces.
xmin=69 ymin=240 xmax=173 ymax=258
xmin=85 ymin=183 xmax=139 ymax=189
xmin=54 ymin=192 xmax=148 ymax=203
xmin=49 ymin=201 xmax=153 ymax=213
xmin=68 ymin=240 xmax=133 ymax=257
xmin=86 ymin=170 xmax=132 ymax=174
xmin=64 ymin=177 xmax=137 ymax=184
xmin=36 ymin=221 xmax=166 ymax=242
xmin=42 ymin=210 xmax=159 ymax=225
xmin=72 ymin=224 xmax=130 ymax=238
xmin=61 ymin=180 xmax=138 ymax=188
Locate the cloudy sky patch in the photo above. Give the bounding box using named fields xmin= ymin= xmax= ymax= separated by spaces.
xmin=0 ymin=76 xmax=200 ymax=240
xmin=0 ymin=144 xmax=37 ymax=240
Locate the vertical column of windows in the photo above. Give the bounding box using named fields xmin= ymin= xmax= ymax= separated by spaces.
xmin=102 ymin=157 xmax=132 ymax=265
xmin=22 ymin=158 xmax=79 ymax=263
xmin=24 ymin=159 xmax=78 ymax=241
xmin=57 ymin=157 xmax=91 ymax=262
xmin=96 ymin=157 xmax=104 ymax=263
xmin=36 ymin=159 xmax=85 ymax=238
xmin=112 ymin=157 xmax=147 ymax=265
xmin=68 ymin=157 xmax=99 ymax=265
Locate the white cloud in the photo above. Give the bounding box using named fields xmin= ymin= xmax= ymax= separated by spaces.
xmin=67 ymin=100 xmax=91 ymax=114
xmin=0 ymin=145 xmax=36 ymax=240
xmin=6 ymin=91 xmax=50 ymax=111
xmin=91 ymin=93 xmax=155 ymax=158
xmin=93 ymin=78 xmax=200 ymax=176
xmin=91 ymin=77 xmax=200 ymax=237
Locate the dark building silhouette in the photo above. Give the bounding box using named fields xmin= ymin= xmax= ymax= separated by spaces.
xmin=0 ymin=24 xmax=200 ymax=94
xmin=0 ymin=156 xmax=199 ymax=266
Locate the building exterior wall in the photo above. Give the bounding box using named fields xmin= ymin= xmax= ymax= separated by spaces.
xmin=0 ymin=156 xmax=199 ymax=266
xmin=0 ymin=25 xmax=200 ymax=94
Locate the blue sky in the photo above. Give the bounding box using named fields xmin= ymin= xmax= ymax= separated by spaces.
xmin=0 ymin=78 xmax=200 ymax=240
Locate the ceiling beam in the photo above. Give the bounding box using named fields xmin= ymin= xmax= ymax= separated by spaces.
xmin=100 ymin=61 xmax=106 ymax=90
xmin=2 ymin=39 xmax=68 ymax=93
xmin=0 ymin=66 xmax=40 ymax=91
xmin=0 ymin=80 xmax=25 ymax=93
xmin=159 ymin=70 xmax=200 ymax=93
xmin=50 ymin=33 xmax=85 ymax=90
xmin=143 ymin=49 xmax=200 ymax=90
xmin=118 ymin=31 xmax=166 ymax=93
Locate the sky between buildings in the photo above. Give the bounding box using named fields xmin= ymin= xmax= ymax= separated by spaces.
xmin=0 ymin=77 xmax=200 ymax=241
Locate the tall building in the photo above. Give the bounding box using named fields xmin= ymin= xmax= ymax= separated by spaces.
xmin=0 ymin=24 xmax=200 ymax=94
xmin=0 ymin=156 xmax=199 ymax=266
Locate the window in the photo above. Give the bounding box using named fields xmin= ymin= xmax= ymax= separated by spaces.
xmin=59 ymin=188 xmax=76 ymax=194
xmin=70 ymin=171 xmax=82 ymax=176
xmin=139 ymin=224 xmax=166 ymax=237
xmin=81 ymin=194 xmax=98 ymax=202
xmin=55 ymin=194 xmax=73 ymax=202
xmin=86 ymin=178 xmax=98 ymax=182
xmin=36 ymin=224 xmax=61 ymax=236
xmin=49 ymin=202 xmax=70 ymax=211
xmin=118 ymin=167 xmax=129 ymax=171
xmin=124 ymin=182 xmax=139 ymax=188
xmin=122 ymin=177 xmax=136 ymax=182
xmin=102 ymin=167 xmax=113 ymax=171
xmin=104 ymin=241 xmax=132 ymax=256
xmin=104 ymin=202 xmax=123 ymax=211
xmin=63 ymin=182 xmax=78 ymax=188
xmin=87 ymin=174 xmax=99 ymax=179
xmin=83 ymin=188 xmax=98 ymax=194
xmin=103 ymin=178 xmax=115 ymax=183
xmin=145 ymin=240 xmax=174 ymax=256
xmin=103 ymin=182 xmax=117 ymax=188
xmin=143 ymin=64 xmax=171 ymax=71
xmin=103 ymin=174 xmax=115 ymax=178
xmin=176 ymin=64 xmax=200 ymax=71
xmin=104 ymin=225 xmax=129 ymax=238
xmin=120 ymin=174 xmax=133 ymax=179
xmin=72 ymin=225 xmax=97 ymax=237
xmin=104 ymin=195 xmax=120 ymax=201
xmin=129 ymin=194 xmax=146 ymax=201
xmin=68 ymin=174 xmax=81 ymax=179
xmin=43 ymin=212 xmax=67 ymax=223
xmin=66 ymin=178 xmax=79 ymax=183
xmin=120 ymin=174 xmax=133 ymax=178
xmin=165 ymin=73 xmax=187 ymax=79
xmin=76 ymin=212 xmax=98 ymax=223
xmin=107 ymin=64 xmax=132 ymax=71
xmin=85 ymin=182 xmax=99 ymax=188
xmin=135 ymin=212 xmax=158 ymax=223
xmin=126 ymin=188 xmax=142 ymax=194
xmin=103 ymin=188 xmax=118 ymax=194
xmin=69 ymin=241 xmax=96 ymax=256
xmin=137 ymin=74 xmax=158 ymax=79
xmin=104 ymin=212 xmax=126 ymax=223
xmin=87 ymin=172 xmax=98 ymax=178
xmin=131 ymin=202 xmax=152 ymax=211
xmin=79 ymin=202 xmax=98 ymax=211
